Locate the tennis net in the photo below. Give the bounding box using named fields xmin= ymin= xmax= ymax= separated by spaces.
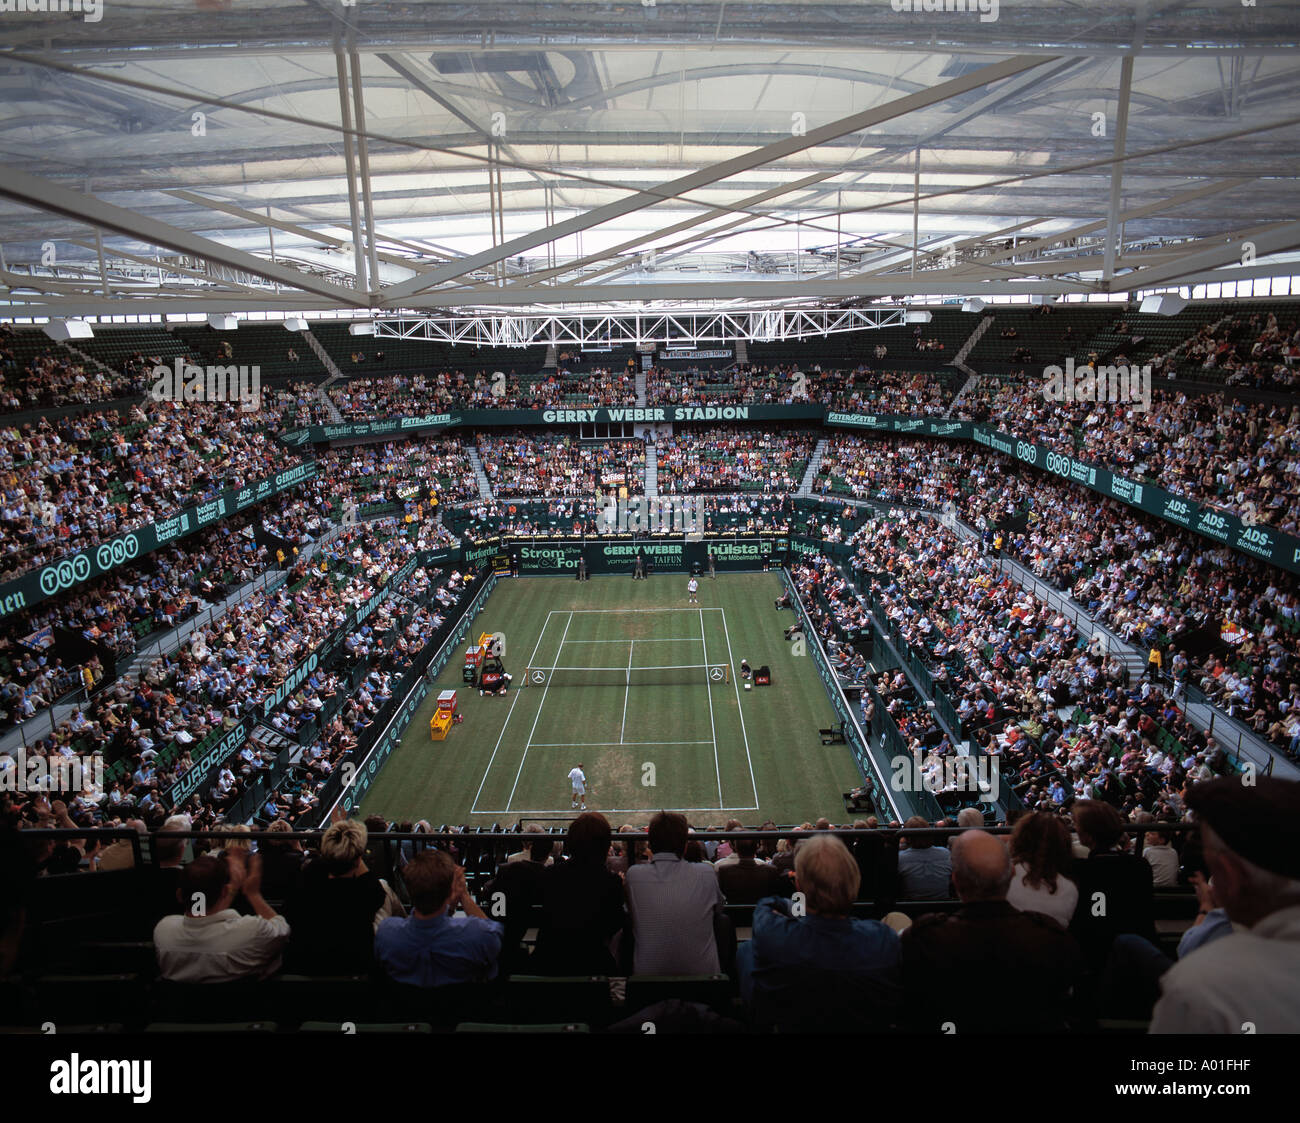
xmin=523 ymin=664 xmax=730 ymax=687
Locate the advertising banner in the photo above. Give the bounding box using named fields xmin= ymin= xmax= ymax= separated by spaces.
xmin=824 ymin=415 xmax=1300 ymax=575
xmin=279 ymin=402 xmax=826 ymax=446
xmin=0 ymin=460 xmax=318 ymax=621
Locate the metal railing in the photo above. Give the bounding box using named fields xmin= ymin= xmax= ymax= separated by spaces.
xmin=15 ymin=823 xmax=1203 ymax=900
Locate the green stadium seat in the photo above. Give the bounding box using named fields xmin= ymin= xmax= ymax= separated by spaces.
xmin=299 ymin=1021 xmax=434 ymax=1034
xmin=456 ymin=1022 xmax=589 ymax=1034
xmin=373 ymin=980 xmax=505 ymax=1028
xmin=144 ymin=1022 xmax=278 ymax=1033
xmin=148 ymin=978 xmax=275 ymax=1024
xmin=34 ymin=974 xmax=144 ymax=1028
xmin=505 ymin=975 xmax=612 ymax=1028
xmin=625 ymin=974 xmax=734 ymax=1015
xmin=264 ymin=974 xmax=379 ymax=1025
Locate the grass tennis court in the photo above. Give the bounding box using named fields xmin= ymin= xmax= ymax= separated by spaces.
xmin=359 ymin=572 xmax=863 ymax=826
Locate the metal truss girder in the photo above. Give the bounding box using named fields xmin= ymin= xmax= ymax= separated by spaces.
xmin=372 ymin=308 xmax=905 ymax=347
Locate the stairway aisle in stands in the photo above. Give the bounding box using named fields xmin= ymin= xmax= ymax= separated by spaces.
xmin=467 ymin=444 xmax=494 ymax=500
xmin=826 ymin=493 xmax=1299 ymax=783
xmin=796 ymin=437 xmax=828 ymax=497
xmin=946 ymin=370 xmax=981 ymax=412
xmin=951 ymin=313 xmax=995 ymax=367
xmin=300 ymin=327 xmax=346 ymax=381
xmin=55 ymin=339 xmax=122 ymax=382
xmin=984 ymin=536 xmax=1299 ymax=783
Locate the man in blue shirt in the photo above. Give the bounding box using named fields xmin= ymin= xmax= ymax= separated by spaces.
xmin=896 ymin=816 xmax=953 ymax=900
xmin=375 ymin=850 xmax=503 ymax=987
xmin=736 ymin=834 xmax=902 ymax=1031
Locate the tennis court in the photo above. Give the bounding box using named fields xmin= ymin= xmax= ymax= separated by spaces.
xmin=360 ymin=573 xmax=862 ymax=825
xmin=473 ymin=606 xmax=757 ymax=814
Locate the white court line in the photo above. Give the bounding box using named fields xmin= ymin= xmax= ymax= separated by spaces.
xmin=619 ymin=638 xmax=634 ymax=744
xmin=720 ymin=605 xmax=761 ymax=808
xmin=530 ymin=740 xmax=715 ymax=747
xmin=479 ymin=806 xmax=761 ymax=815
xmin=505 ymin=609 xmax=573 ymax=812
xmin=539 ymin=664 xmax=719 ymax=671
xmin=470 ymin=610 xmax=554 ymax=815
xmin=699 ymin=607 xmax=723 ymax=809
xmin=560 ymin=638 xmax=705 ymax=643
xmin=562 ymin=607 xmax=725 ymax=614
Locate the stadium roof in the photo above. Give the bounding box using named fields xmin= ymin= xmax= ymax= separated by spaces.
xmin=1 ymin=0 xmax=1299 ymax=321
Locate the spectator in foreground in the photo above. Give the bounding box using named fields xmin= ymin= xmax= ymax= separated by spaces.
xmin=153 ymin=852 xmax=290 ymax=982
xmin=901 ymin=830 xmax=1080 ymax=1033
xmin=374 ymin=850 xmax=502 ymax=987
xmin=1150 ymin=778 xmax=1300 ymax=1034
xmin=625 ymin=811 xmax=725 ymax=975
xmin=896 ymin=816 xmax=952 ymax=900
xmin=1006 ymin=812 xmax=1079 ymax=928
xmin=737 ymin=834 xmax=902 ymax=1031
xmin=258 ymin=819 xmax=306 ymax=899
xmin=1138 ymin=823 xmax=1180 ymax=888
xmin=716 ymin=837 xmax=788 ymax=904
xmin=484 ymin=826 xmax=557 ymax=974
xmin=1068 ymin=800 xmax=1156 ymax=972
xmin=139 ymin=815 xmax=191 ymax=927
xmin=533 ymin=812 xmax=626 ymax=976
xmin=283 ymin=817 xmax=403 ymax=975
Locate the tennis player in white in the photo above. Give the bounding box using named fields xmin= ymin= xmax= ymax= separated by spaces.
xmin=687 ymin=575 xmax=699 ymax=604
xmin=568 ymin=763 xmax=587 ymax=811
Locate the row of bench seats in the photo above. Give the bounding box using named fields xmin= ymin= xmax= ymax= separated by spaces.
xmin=2 ymin=972 xmax=733 ymax=1033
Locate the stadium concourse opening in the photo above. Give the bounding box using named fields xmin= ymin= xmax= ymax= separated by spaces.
xmin=2 ymin=1 xmax=1300 ymax=1085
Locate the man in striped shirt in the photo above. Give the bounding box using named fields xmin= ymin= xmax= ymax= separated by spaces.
xmin=625 ymin=811 xmax=725 ymax=975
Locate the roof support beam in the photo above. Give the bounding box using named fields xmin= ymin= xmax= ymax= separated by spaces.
xmin=937 ymin=178 xmax=1250 ymax=277
xmin=335 ymin=45 xmax=369 ymax=295
xmin=516 ymin=171 xmax=840 ymax=289
xmin=349 ymin=47 xmax=383 ymax=298
xmin=0 ymin=166 xmax=367 ymax=306
xmin=1102 ymin=56 xmax=1135 ymax=282
xmin=379 ymin=53 xmax=1056 ymax=300
xmin=1106 ymin=220 xmax=1300 ymax=291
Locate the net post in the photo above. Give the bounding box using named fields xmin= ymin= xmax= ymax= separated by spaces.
xmin=725 ymin=665 xmax=731 ymax=684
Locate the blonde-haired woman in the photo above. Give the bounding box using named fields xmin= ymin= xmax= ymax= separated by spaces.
xmin=283 ymin=814 xmax=404 ymax=974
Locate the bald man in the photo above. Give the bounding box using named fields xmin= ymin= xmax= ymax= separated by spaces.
xmin=900 ymin=829 xmax=1081 ymax=1033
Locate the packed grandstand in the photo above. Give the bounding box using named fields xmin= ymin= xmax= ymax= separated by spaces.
xmin=0 ymin=296 xmax=1297 ymax=1041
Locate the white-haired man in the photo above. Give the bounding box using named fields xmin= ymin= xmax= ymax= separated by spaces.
xmin=736 ymin=833 xmax=902 ymax=1031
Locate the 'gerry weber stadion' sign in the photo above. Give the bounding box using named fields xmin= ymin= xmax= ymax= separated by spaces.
xmin=274 ymin=402 xmax=1300 ymax=577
